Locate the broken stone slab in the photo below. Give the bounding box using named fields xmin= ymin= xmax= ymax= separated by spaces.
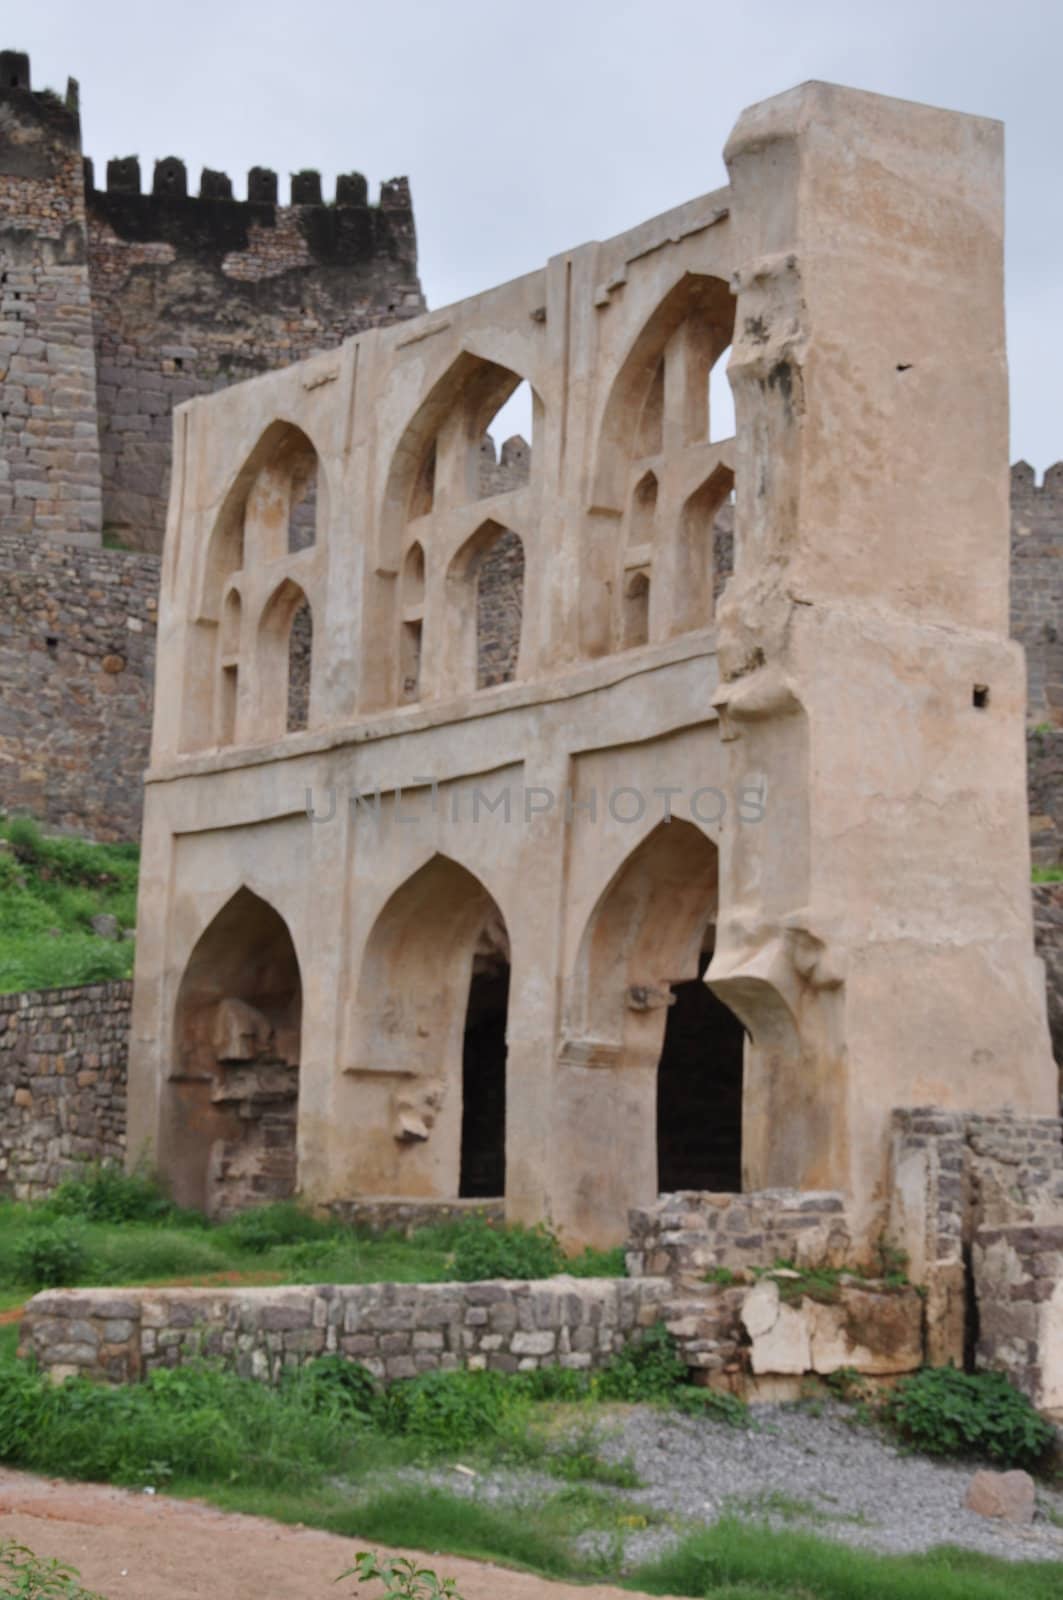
xmin=964 ymin=1469 xmax=1036 ymax=1524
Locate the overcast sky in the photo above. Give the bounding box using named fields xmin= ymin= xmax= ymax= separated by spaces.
xmin=16 ymin=0 xmax=1062 ymax=470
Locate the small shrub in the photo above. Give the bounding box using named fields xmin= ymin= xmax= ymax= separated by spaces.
xmin=564 ymin=1244 xmax=627 ymax=1278
xmin=0 ymin=1539 xmax=105 ymax=1599
xmin=47 ymin=1163 xmax=174 ymax=1226
xmin=376 ymin=1368 xmax=519 ymax=1451
xmin=13 ymin=1224 xmax=86 ymax=1288
xmin=451 ymin=1220 xmax=564 ymax=1281
xmin=341 ymin=1552 xmax=463 ymax=1600
xmin=216 ymin=1201 xmax=336 ymax=1255
xmin=4 ymin=817 xmax=44 ymax=864
xmin=882 ymin=1366 xmax=1054 ymax=1470
xmin=674 ymin=1384 xmax=750 ymax=1427
xmin=292 ymin=1355 xmax=378 ymax=1419
xmin=596 ymin=1323 xmax=686 ymax=1402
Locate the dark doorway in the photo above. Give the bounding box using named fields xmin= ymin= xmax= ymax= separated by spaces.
xmin=459 ymin=959 xmax=509 ymax=1197
xmin=656 ymin=951 xmax=744 ymax=1191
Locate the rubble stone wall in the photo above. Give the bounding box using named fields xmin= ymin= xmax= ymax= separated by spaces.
xmin=973 ymin=1223 xmax=1063 ymax=1411
xmin=0 ymin=981 xmax=130 ymax=1198
xmin=1034 ymin=881 xmax=1063 ymax=1068
xmin=625 ymin=1189 xmax=851 ymax=1281
xmin=19 ymin=1277 xmax=671 ymax=1385
xmin=0 ymin=533 xmax=158 ymax=840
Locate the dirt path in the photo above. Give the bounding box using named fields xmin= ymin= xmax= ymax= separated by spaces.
xmin=0 ymin=1468 xmax=656 ymax=1600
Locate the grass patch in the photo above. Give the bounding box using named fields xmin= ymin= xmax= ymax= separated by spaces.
xmin=1033 ymin=865 xmax=1063 ymax=883
xmin=629 ymin=1518 xmax=1063 ymax=1599
xmin=0 ymin=815 xmax=138 ymax=992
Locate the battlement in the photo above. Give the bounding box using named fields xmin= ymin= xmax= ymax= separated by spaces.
xmin=0 ymin=50 xmax=82 ymax=161
xmin=81 ymin=153 xmax=410 ymax=211
xmin=1012 ymin=459 xmax=1063 ymax=499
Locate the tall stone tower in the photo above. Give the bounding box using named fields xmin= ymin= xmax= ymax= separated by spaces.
xmin=0 ymin=50 xmax=103 ymax=544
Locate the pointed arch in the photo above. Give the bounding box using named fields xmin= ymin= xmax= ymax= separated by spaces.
xmin=165 ymin=887 xmax=302 ymax=1214
xmin=566 ymin=819 xmax=744 ymax=1193
xmin=378 ymin=354 xmax=529 ymax=575
xmin=195 ymin=420 xmax=326 ymax=623
xmin=352 ymin=854 xmax=510 ymax=1198
xmin=590 ymin=273 xmax=734 ymax=515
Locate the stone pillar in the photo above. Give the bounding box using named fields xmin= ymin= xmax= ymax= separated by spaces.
xmin=707 ymin=83 xmax=1056 ymax=1247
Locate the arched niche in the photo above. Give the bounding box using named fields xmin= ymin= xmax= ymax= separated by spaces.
xmin=165 ymin=887 xmax=302 ymax=1215
xmin=352 ymin=855 xmax=510 ymax=1199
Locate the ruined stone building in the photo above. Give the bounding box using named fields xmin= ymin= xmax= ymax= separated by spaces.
xmin=126 ymin=74 xmax=1060 ymax=1313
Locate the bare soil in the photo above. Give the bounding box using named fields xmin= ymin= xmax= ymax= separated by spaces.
xmin=0 ymin=1467 xmax=651 ymax=1600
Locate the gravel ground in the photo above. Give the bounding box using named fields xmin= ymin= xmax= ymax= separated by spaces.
xmin=391 ymin=1401 xmax=1063 ymax=1569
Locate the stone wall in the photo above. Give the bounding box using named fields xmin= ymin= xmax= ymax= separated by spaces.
xmin=1029 ymin=727 xmax=1063 ymax=867
xmin=18 ymin=1277 xmax=670 ymax=1385
xmin=973 ymin=1224 xmax=1063 ymax=1411
xmin=625 ymin=1189 xmax=851 ymax=1283
xmin=0 ymin=980 xmax=130 ymax=1199
xmin=1034 ymin=882 xmax=1063 ymax=1068
xmin=889 ymin=1106 xmax=1063 ymax=1367
xmin=0 ymin=533 xmax=158 ymax=840
xmin=0 ymin=53 xmax=102 ymax=543
xmin=1012 ymin=461 xmax=1063 ymax=728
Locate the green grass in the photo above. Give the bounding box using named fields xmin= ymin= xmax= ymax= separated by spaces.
xmin=1032 ymin=864 xmax=1063 ymax=883
xmin=0 ymin=815 xmax=139 ymax=992
xmin=629 ymin=1518 xmax=1063 ymax=1599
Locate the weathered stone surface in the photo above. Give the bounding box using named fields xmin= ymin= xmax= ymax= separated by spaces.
xmin=964 ymin=1469 xmax=1036 ymax=1524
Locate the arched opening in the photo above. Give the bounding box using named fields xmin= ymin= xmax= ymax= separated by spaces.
xmin=354 ymin=857 xmax=510 ymax=1199
xmin=475 ymin=529 xmax=524 ymax=688
xmin=629 ymin=470 xmax=658 ymax=549
xmin=571 ymin=820 xmax=744 ymax=1200
xmin=369 ymin=356 xmax=541 ymax=711
xmin=460 ymin=917 xmax=510 ymax=1198
xmin=166 ymin=888 xmax=301 ymax=1216
xmin=287 ymin=595 xmax=312 ymax=733
xmin=674 ymin=463 xmax=734 ymax=634
xmin=445 ymin=519 xmax=525 ymax=694
xmin=287 ymin=455 xmax=318 ymax=552
xmin=218 ymin=587 xmax=242 ymax=746
xmin=257 ymin=578 xmax=312 ymax=740
xmin=708 ymin=343 xmax=734 ymax=443
xmin=400 ymin=541 xmax=425 ymax=702
xmin=622 ymin=569 xmax=650 ymax=649
xmin=657 ymin=939 xmax=745 ymax=1191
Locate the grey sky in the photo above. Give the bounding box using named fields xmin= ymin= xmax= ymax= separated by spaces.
xmin=16 ymin=0 xmax=1062 ymax=471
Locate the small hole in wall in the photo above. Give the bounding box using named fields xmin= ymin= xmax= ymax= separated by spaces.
xmin=174 ymin=357 xmax=183 ymax=371
xmin=45 ymin=636 xmax=58 ymax=651
xmin=973 ymin=684 xmax=990 ymax=709
xmin=896 ymin=363 xmax=912 ymax=372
